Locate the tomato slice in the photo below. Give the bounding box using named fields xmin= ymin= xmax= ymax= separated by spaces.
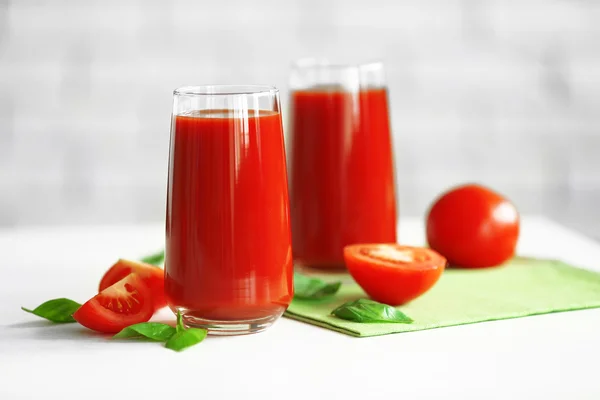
xmin=343 ymin=244 xmax=446 ymax=306
xmin=74 ymin=273 xmax=154 ymax=333
xmin=99 ymin=259 xmax=166 ymax=310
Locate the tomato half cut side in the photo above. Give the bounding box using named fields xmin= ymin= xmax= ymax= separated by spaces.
xmin=99 ymin=259 xmax=166 ymax=310
xmin=74 ymin=273 xmax=154 ymax=333
xmin=344 ymin=244 xmax=446 ymax=306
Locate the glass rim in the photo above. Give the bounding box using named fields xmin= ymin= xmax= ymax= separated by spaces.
xmin=292 ymin=58 xmax=384 ymax=70
xmin=173 ymin=85 xmax=279 ymax=97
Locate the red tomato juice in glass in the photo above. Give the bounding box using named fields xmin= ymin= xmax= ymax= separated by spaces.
xmin=290 ymin=87 xmax=397 ymax=268
xmin=165 ymin=109 xmax=293 ymax=323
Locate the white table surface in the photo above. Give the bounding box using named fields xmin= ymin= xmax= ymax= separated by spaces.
xmin=1 ymin=216 xmax=600 ymax=400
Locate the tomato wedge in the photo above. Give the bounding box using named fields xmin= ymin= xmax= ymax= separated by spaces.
xmin=99 ymin=259 xmax=166 ymax=310
xmin=74 ymin=273 xmax=154 ymax=333
xmin=344 ymin=244 xmax=446 ymax=306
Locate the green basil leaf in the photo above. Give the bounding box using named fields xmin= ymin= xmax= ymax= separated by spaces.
xmin=165 ymin=328 xmax=207 ymax=352
xmin=294 ymin=273 xmax=342 ymax=300
xmin=331 ymin=299 xmax=413 ymax=324
xmin=21 ymin=298 xmax=81 ymax=323
xmin=141 ymin=250 xmax=165 ymax=266
xmin=164 ymin=311 xmax=207 ymax=351
xmin=113 ymin=322 xmax=176 ymax=341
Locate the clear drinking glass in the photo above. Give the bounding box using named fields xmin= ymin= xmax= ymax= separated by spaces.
xmin=165 ymin=85 xmax=293 ymax=335
xmin=288 ymin=59 xmax=398 ymax=269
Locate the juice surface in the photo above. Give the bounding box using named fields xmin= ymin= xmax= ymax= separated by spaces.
xmin=289 ymin=88 xmax=397 ymax=268
xmin=165 ymin=109 xmax=293 ymax=320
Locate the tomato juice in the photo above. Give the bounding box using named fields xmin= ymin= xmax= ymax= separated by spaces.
xmin=165 ymin=109 xmax=293 ymax=322
xmin=289 ymin=88 xmax=397 ymax=268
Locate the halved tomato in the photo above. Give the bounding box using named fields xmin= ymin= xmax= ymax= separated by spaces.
xmin=99 ymin=259 xmax=166 ymax=310
xmin=344 ymin=244 xmax=446 ymax=306
xmin=74 ymin=273 xmax=154 ymax=333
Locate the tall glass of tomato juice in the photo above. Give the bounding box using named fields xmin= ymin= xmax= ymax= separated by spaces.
xmin=165 ymin=85 xmax=293 ymax=335
xmin=288 ymin=60 xmax=398 ymax=269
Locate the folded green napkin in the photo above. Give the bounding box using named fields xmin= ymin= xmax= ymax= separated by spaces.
xmin=284 ymin=257 xmax=600 ymax=337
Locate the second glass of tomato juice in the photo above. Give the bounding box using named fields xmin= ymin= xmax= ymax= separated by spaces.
xmin=288 ymin=60 xmax=398 ymax=269
xmin=165 ymin=85 xmax=293 ymax=335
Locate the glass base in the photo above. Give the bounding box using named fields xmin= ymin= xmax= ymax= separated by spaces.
xmin=175 ymin=309 xmax=284 ymax=336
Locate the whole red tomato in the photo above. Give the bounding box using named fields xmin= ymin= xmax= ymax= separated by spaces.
xmin=426 ymin=184 xmax=520 ymax=268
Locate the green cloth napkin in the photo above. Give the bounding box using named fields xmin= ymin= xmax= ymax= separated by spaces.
xmin=284 ymin=257 xmax=600 ymax=337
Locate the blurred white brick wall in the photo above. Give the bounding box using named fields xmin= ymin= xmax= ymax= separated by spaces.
xmin=0 ymin=0 xmax=599 ymax=238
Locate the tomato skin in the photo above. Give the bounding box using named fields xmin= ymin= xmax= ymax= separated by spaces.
xmin=426 ymin=184 xmax=520 ymax=268
xmin=99 ymin=259 xmax=166 ymax=310
xmin=75 ymin=273 xmax=154 ymax=333
xmin=344 ymin=245 xmax=446 ymax=306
